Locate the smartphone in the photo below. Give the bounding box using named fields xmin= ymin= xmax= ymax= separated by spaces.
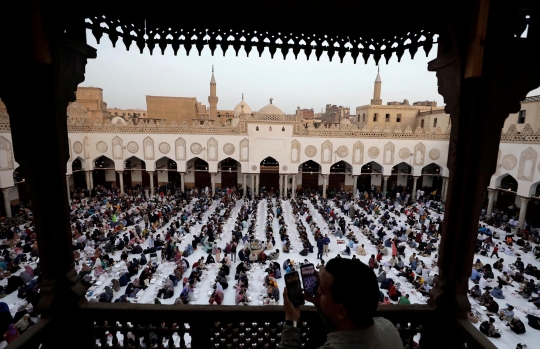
xmin=285 ymin=271 xmax=305 ymax=307
xmin=300 ymin=263 xmax=318 ymax=298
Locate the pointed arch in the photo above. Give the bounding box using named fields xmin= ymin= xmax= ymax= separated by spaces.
xmin=383 ymin=141 xmax=395 ymax=165
xmin=352 ymin=141 xmax=364 ymax=165
xmin=321 ymin=140 xmax=333 ymax=164
xmin=93 ymin=155 xmax=115 ymax=169
xmin=112 ymin=136 xmax=123 ymax=159
xmin=422 ymin=162 xmax=441 ymax=175
xmin=143 ymin=136 xmax=154 ymax=160
xmin=155 ymin=156 xmax=176 ymax=170
xmin=393 ymin=161 xmax=413 ymax=174
xmin=529 ymin=181 xmax=540 ymax=197
xmin=518 ymin=146 xmax=537 ymax=182
xmin=361 ymin=161 xmax=383 ymax=174
xmin=330 ymin=160 xmax=352 ymax=173
xmin=124 ymin=156 xmax=146 ymax=170
xmin=71 ymin=157 xmax=85 ymax=171
xmin=495 ymin=173 xmax=518 ymax=191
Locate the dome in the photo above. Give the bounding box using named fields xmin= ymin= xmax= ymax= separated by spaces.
xmin=258 ymin=101 xmax=284 ymax=115
xmin=233 ymin=100 xmax=252 ymax=117
xmin=340 ymin=118 xmax=351 ymax=125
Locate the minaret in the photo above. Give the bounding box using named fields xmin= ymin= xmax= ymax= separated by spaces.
xmin=370 ymin=67 xmax=382 ymax=105
xmin=208 ymin=65 xmax=218 ymax=121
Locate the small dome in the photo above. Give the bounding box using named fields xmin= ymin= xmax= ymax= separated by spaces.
xmin=340 ymin=118 xmax=351 ymax=125
xmin=234 ymin=100 xmax=252 ymax=117
xmin=258 ymin=101 xmax=284 ymax=115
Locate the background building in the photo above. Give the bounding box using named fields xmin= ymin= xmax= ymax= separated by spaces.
xmin=1 ymin=72 xmax=538 ymax=229
xmin=322 ymin=104 xmax=350 ymax=124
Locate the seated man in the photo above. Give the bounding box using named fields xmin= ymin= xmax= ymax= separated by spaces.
xmin=279 ymin=258 xmax=402 ymax=348
xmin=499 ymin=305 xmax=515 ymax=322
xmin=267 ymin=249 xmax=280 ymax=261
xmin=483 ymin=296 xmax=499 ymax=313
xmin=356 ymin=244 xmax=367 ymax=256
xmin=508 ymin=317 xmax=526 ymax=334
xmin=479 ymin=317 xmax=501 ymax=338
xmin=469 ymin=285 xmax=482 ymax=299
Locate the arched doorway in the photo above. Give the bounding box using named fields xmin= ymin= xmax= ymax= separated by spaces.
xmin=92 ymin=156 xmax=115 ymax=187
xmin=71 ymin=157 xmax=87 ymax=190
xmin=360 ymin=161 xmax=383 ymax=192
xmin=187 ymin=157 xmax=210 ymax=189
xmin=418 ymin=163 xmax=443 ymax=196
xmin=259 ymin=157 xmax=279 ymax=194
xmin=299 ymin=160 xmax=321 ymax=191
xmin=155 ymin=157 xmax=179 ymax=187
xmin=495 ymin=174 xmax=518 ymax=211
xmin=219 ymin=158 xmax=240 ymax=189
xmin=328 ymin=160 xmax=352 ymax=193
xmin=388 ymin=162 xmax=414 ymax=192
xmin=124 ymin=156 xmax=146 ymax=188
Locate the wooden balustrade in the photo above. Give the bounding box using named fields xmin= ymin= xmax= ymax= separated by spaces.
xmin=6 ymin=303 xmax=498 ymax=349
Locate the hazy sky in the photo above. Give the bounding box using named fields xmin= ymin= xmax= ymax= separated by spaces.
xmin=83 ymin=30 xmax=539 ymax=114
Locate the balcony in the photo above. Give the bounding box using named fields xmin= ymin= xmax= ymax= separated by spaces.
xmin=7 ymin=304 xmax=496 ymax=349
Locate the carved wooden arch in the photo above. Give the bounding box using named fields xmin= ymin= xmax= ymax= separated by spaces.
xmin=383 ymin=141 xmax=395 ymax=165
xmin=352 ymin=141 xmax=364 ymax=165
xmin=518 ymin=146 xmax=538 ymax=182
xmin=207 ymin=137 xmax=218 ymax=161
xmin=240 ymin=138 xmax=249 ymax=162
xmin=175 ymin=137 xmax=186 ymax=160
xmin=143 ymin=136 xmax=154 ymax=160
xmin=112 ymin=136 xmax=123 ymax=159
xmin=321 ymin=140 xmax=333 ymax=164
xmin=291 ymin=139 xmax=300 ymax=163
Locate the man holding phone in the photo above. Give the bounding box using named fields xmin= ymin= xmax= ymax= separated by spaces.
xmin=280 ymin=258 xmax=402 ymax=348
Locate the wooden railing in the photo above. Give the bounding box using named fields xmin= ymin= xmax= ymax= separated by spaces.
xmin=6 ymin=304 xmax=497 ymax=349
xmin=5 ymin=319 xmax=51 ymax=349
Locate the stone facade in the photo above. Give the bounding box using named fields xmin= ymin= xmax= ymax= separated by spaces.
xmin=0 ymin=70 xmax=539 ymax=210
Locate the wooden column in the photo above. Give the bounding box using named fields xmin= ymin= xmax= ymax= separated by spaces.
xmin=421 ymin=2 xmax=540 ymax=347
xmin=0 ymin=5 xmax=96 ymax=347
